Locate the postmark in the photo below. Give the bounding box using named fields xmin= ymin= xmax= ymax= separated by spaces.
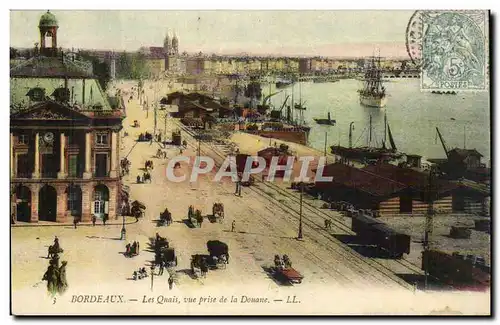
xmin=415 ymin=10 xmax=489 ymax=92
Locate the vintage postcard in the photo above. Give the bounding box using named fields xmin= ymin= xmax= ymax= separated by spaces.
xmin=9 ymin=10 xmax=491 ymax=315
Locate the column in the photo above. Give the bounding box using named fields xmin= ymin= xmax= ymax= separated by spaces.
xmin=10 ymin=133 xmax=15 ymax=178
xmin=32 ymin=132 xmax=40 ymax=179
xmin=83 ymin=131 xmax=92 ymax=179
xmin=109 ymin=131 xmax=118 ymax=178
xmin=81 ymin=183 xmax=92 ymax=222
xmin=56 ymin=184 xmax=67 ymax=223
xmin=29 ymin=183 xmax=40 ymax=223
xmin=108 ymin=182 xmax=118 ymax=220
xmin=57 ymin=132 xmax=67 ymax=179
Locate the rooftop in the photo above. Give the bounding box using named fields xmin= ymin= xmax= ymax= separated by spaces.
xmin=39 ymin=10 xmax=58 ymax=28
xmin=315 ymin=163 xmax=407 ymax=198
xmin=10 ymin=55 xmax=93 ymax=78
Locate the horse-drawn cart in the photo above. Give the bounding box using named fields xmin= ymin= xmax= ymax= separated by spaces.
xmin=275 ymin=267 xmax=304 ymax=284
xmin=131 ymin=200 xmax=146 ymax=219
xmin=188 ymin=205 xmax=203 ymax=228
xmin=210 ymin=202 xmax=224 ymax=223
xmin=271 ymin=254 xmax=303 ymax=284
xmin=156 ymin=247 xmax=178 ymax=268
xmin=159 ymin=208 xmax=172 ymax=226
xmin=207 ymin=240 xmax=230 ymax=267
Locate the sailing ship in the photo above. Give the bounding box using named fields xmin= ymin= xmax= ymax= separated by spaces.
xmin=314 ymin=112 xmax=336 ymax=126
xmin=331 ymin=113 xmax=401 ymax=161
xmin=358 ymin=55 xmax=387 ymax=108
xmin=252 ymin=82 xmax=310 ymax=145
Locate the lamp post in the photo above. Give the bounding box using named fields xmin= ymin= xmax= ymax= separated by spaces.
xmin=424 ymin=166 xmax=437 ymax=290
xmin=298 ymin=182 xmax=303 ymax=240
xmin=150 ymin=265 xmax=155 ymax=291
xmin=120 ymin=213 xmax=126 ymax=240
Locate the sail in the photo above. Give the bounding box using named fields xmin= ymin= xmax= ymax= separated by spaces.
xmin=387 ymin=123 xmax=397 ymax=151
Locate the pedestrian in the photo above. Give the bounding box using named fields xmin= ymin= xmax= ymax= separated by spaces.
xmin=73 ymin=217 xmax=78 ymax=229
xmin=159 ymin=260 xmax=164 ymax=276
xmin=103 ymin=216 xmax=107 ymax=226
xmin=231 ymin=220 xmax=236 ymax=232
xmin=168 ymin=275 xmax=174 ymax=290
xmin=92 ymin=216 xmax=96 ymax=226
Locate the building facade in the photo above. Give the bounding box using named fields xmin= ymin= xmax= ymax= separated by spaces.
xmin=10 ymin=11 xmax=124 ymax=224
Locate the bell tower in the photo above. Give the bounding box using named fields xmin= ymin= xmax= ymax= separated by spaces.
xmin=38 ymin=10 xmax=59 ymax=57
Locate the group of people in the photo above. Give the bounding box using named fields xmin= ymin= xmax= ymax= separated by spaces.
xmin=42 ymin=237 xmax=68 ymax=296
xmin=125 ymin=241 xmax=140 ymax=257
xmin=138 ymin=132 xmax=153 ymax=142
xmin=136 ymin=172 xmax=151 ymax=184
xmin=144 ymin=160 xmax=154 ymax=170
xmin=156 ymin=148 xmax=167 ymax=159
xmin=132 ymin=267 xmax=149 ymax=280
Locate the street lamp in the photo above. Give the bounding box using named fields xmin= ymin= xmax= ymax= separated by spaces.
xmin=150 ymin=265 xmax=155 ymax=291
xmin=298 ymin=182 xmax=304 ymax=240
xmin=120 ymin=214 xmax=126 ymax=240
xmin=424 ymin=166 xmax=437 ymax=290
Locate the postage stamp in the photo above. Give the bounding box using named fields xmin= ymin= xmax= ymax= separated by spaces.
xmin=420 ymin=10 xmax=489 ymax=92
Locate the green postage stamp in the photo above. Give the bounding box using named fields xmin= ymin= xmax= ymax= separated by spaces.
xmin=420 ymin=10 xmax=489 ymax=92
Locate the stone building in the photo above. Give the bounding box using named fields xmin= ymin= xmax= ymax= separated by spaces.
xmin=10 ymin=11 xmax=124 ymax=224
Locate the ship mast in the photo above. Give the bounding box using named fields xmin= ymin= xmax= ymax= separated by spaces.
xmin=369 ymin=114 xmax=372 ymax=146
xmin=384 ymin=111 xmax=387 ymax=147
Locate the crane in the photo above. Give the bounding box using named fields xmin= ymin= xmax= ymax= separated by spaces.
xmin=279 ymin=95 xmax=290 ymax=113
xmin=436 ymin=127 xmax=449 ymax=158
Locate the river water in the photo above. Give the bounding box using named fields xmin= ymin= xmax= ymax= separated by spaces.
xmin=263 ymin=79 xmax=490 ymax=164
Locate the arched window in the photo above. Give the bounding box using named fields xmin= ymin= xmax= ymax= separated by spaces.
xmin=45 ymin=31 xmax=53 ymax=48
xmin=26 ymin=87 xmax=46 ymax=101
xmin=52 ymin=87 xmax=70 ymax=102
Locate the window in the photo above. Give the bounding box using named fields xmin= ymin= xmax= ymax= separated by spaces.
xmin=26 ymin=87 xmax=45 ymax=101
xmin=67 ymin=188 xmax=80 ymax=212
xmin=52 ymin=88 xmax=70 ymax=102
xmin=68 ymin=155 xmax=78 ymax=177
xmin=95 ymin=133 xmax=108 ymax=146
xmin=18 ymin=134 xmax=29 ymax=145
xmin=94 ymin=201 xmax=103 ymax=214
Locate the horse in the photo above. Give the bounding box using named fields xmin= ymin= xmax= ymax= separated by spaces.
xmin=283 ymin=255 xmax=292 ymax=268
xmin=47 ymin=245 xmax=63 ymax=259
xmin=200 ymin=262 xmax=208 ymax=278
xmin=324 ymin=219 xmax=332 ymax=231
xmin=274 ymin=255 xmax=283 ymax=269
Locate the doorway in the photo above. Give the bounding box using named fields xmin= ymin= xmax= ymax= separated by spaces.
xmin=39 ymin=185 xmax=57 ymax=222
xmin=15 ymin=186 xmax=31 ymax=222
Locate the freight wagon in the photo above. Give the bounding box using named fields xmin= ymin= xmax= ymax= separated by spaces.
xmin=351 ymin=214 xmax=411 ymax=259
xmin=422 ymin=250 xmax=490 ymax=289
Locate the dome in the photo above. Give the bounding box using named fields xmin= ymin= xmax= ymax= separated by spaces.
xmin=39 ymin=10 xmax=58 ymax=28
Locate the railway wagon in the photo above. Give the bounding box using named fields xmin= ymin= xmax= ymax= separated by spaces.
xmin=422 ymin=250 xmax=490 ymax=288
xmin=351 ymin=214 xmax=411 ymax=259
xmin=370 ymin=223 xmax=411 ymax=258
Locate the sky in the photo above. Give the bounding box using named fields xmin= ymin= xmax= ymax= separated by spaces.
xmin=10 ymin=10 xmax=415 ymax=58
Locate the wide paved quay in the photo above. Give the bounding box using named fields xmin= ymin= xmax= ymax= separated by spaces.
xmin=10 ymin=80 xmax=489 ymax=315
